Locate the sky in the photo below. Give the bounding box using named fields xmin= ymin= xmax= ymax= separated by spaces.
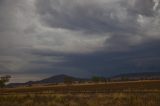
xmin=0 ymin=0 xmax=160 ymax=83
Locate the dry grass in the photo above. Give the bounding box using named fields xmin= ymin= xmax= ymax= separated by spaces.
xmin=0 ymin=80 xmax=160 ymax=106
xmin=1 ymin=80 xmax=160 ymax=94
xmin=0 ymin=93 xmax=160 ymax=106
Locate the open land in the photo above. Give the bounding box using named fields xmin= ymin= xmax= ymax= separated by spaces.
xmin=0 ymin=80 xmax=160 ymax=106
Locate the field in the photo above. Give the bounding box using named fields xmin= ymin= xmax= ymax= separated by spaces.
xmin=1 ymin=80 xmax=160 ymax=94
xmin=0 ymin=93 xmax=160 ymax=106
xmin=0 ymin=80 xmax=160 ymax=106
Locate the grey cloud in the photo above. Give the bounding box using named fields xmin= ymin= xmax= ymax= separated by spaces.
xmin=35 ymin=0 xmax=160 ymax=37
xmin=126 ymin=0 xmax=155 ymax=16
xmin=35 ymin=0 xmax=139 ymax=33
xmin=0 ymin=0 xmax=160 ymax=82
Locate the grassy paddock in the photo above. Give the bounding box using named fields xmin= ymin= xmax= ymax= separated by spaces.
xmin=0 ymin=93 xmax=160 ymax=106
xmin=1 ymin=80 xmax=160 ymax=94
xmin=0 ymin=80 xmax=160 ymax=106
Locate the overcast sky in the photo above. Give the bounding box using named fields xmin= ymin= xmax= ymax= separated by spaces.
xmin=0 ymin=0 xmax=160 ymax=83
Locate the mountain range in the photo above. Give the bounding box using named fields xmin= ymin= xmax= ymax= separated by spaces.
xmin=109 ymin=72 xmax=160 ymax=81
xmin=7 ymin=74 xmax=87 ymax=87
xmin=7 ymin=72 xmax=160 ymax=87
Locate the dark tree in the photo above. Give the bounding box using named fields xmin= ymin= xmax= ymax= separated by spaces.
xmin=92 ymin=76 xmax=100 ymax=83
xmin=0 ymin=75 xmax=11 ymax=88
xmin=92 ymin=76 xmax=107 ymax=83
xmin=64 ymin=77 xmax=73 ymax=85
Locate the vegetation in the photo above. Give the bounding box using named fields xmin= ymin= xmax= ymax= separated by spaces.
xmin=64 ymin=76 xmax=73 ymax=85
xmin=0 ymin=80 xmax=160 ymax=94
xmin=0 ymin=93 xmax=159 ymax=106
xmin=91 ymin=76 xmax=106 ymax=83
xmin=0 ymin=78 xmax=160 ymax=106
xmin=0 ymin=75 xmax=11 ymax=88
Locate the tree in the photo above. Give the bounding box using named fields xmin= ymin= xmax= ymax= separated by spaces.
xmin=100 ymin=77 xmax=107 ymax=82
xmin=0 ymin=75 xmax=11 ymax=88
xmin=64 ymin=76 xmax=73 ymax=85
xmin=92 ymin=76 xmax=107 ymax=83
xmin=121 ymin=76 xmax=129 ymax=81
xmin=92 ymin=76 xmax=100 ymax=83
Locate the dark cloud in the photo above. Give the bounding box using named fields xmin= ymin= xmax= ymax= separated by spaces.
xmin=28 ymin=39 xmax=160 ymax=77
xmin=0 ymin=0 xmax=160 ymax=82
xmin=35 ymin=0 xmax=139 ymax=34
xmin=126 ymin=0 xmax=155 ymax=16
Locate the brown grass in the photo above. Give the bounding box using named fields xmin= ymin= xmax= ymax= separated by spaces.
xmin=0 ymin=93 xmax=160 ymax=106
xmin=1 ymin=80 xmax=160 ymax=94
xmin=0 ymin=80 xmax=160 ymax=106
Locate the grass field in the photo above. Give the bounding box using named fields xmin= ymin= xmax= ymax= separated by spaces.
xmin=0 ymin=93 xmax=160 ymax=106
xmin=1 ymin=80 xmax=160 ymax=94
xmin=0 ymin=80 xmax=160 ymax=106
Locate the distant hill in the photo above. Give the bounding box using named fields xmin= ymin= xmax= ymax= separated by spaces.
xmin=7 ymin=74 xmax=87 ymax=88
xmin=109 ymin=72 xmax=160 ymax=81
xmin=7 ymin=72 xmax=160 ymax=87
xmin=35 ymin=74 xmax=87 ymax=84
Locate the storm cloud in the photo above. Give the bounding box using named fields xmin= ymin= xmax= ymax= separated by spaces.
xmin=0 ymin=0 xmax=160 ymax=82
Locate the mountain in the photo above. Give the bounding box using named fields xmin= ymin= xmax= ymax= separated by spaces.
xmin=35 ymin=74 xmax=86 ymax=84
xmin=7 ymin=74 xmax=87 ymax=88
xmin=7 ymin=72 xmax=160 ymax=87
xmin=109 ymin=72 xmax=160 ymax=81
